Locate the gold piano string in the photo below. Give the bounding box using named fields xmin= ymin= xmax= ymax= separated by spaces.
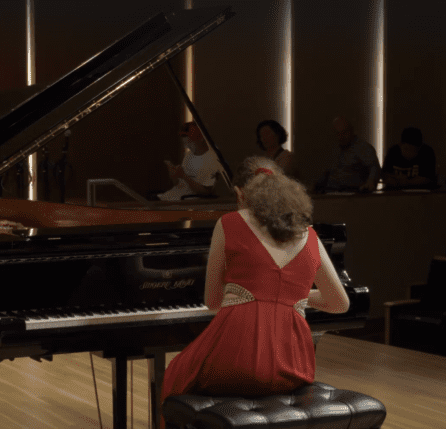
xmin=0 ymin=11 xmax=228 ymax=176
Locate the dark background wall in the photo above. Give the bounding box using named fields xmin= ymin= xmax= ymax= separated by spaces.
xmin=293 ymin=0 xmax=377 ymax=187
xmin=386 ymin=0 xmax=446 ymax=179
xmin=193 ymin=0 xmax=287 ymax=189
xmin=0 ymin=1 xmax=26 ymax=91
xmin=2 ymin=0 xmax=446 ymax=197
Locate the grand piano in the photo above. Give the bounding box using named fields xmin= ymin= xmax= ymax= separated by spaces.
xmin=0 ymin=5 xmax=370 ymax=429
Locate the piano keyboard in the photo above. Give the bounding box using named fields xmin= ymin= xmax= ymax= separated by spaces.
xmin=2 ymin=304 xmax=215 ymax=331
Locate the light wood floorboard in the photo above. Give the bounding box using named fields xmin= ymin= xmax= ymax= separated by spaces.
xmin=0 ymin=334 xmax=445 ymax=428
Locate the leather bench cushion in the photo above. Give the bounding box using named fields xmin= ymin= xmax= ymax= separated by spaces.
xmin=163 ymin=381 xmax=386 ymax=429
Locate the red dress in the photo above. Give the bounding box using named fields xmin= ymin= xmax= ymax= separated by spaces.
xmin=161 ymin=212 xmax=321 ymax=427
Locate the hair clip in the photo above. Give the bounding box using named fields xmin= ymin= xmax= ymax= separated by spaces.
xmin=255 ymin=168 xmax=273 ymax=176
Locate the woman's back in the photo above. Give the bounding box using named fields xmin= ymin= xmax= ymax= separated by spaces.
xmin=221 ymin=211 xmax=319 ymax=307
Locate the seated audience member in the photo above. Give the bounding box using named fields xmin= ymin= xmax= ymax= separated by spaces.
xmin=256 ymin=120 xmax=299 ymax=178
xmin=381 ymin=127 xmax=436 ymax=190
xmin=157 ymin=122 xmax=220 ymax=201
xmin=314 ymin=116 xmax=381 ymax=193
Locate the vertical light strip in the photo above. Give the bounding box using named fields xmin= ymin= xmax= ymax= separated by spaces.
xmin=26 ymin=0 xmax=37 ymax=201
xmin=184 ymin=0 xmax=194 ymax=123
xmin=277 ymin=0 xmax=293 ymax=151
xmin=373 ymin=0 xmax=385 ymax=166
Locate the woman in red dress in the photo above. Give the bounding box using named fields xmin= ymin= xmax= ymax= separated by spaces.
xmin=160 ymin=156 xmax=350 ymax=428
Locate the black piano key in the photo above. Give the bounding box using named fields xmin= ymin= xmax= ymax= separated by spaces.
xmin=96 ymin=305 xmax=115 ymax=315
xmin=96 ymin=304 xmax=117 ymax=315
xmin=71 ymin=306 xmax=89 ymax=315
xmin=61 ymin=308 xmax=76 ymax=317
xmin=86 ymin=307 xmax=102 ymax=315
xmin=54 ymin=307 xmax=71 ymax=317
xmin=43 ymin=311 xmax=63 ymax=319
xmin=26 ymin=310 xmax=44 ymax=320
xmin=120 ymin=304 xmax=137 ymax=314
xmin=8 ymin=310 xmax=30 ymax=321
xmin=21 ymin=310 xmax=41 ymax=320
xmin=112 ymin=303 xmax=131 ymax=313
xmin=34 ymin=310 xmax=50 ymax=320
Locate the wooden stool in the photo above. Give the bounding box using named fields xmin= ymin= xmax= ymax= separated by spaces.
xmin=162 ymin=381 xmax=386 ymax=429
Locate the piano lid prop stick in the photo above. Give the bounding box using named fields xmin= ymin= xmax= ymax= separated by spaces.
xmin=164 ymin=60 xmax=233 ymax=190
xmin=55 ymin=129 xmax=72 ymax=203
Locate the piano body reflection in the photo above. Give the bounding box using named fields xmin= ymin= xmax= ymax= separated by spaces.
xmin=0 ymin=5 xmax=370 ymax=429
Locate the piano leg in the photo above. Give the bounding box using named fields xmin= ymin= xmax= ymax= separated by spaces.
xmin=111 ymin=356 xmax=127 ymax=429
xmin=153 ymin=351 xmax=166 ymax=429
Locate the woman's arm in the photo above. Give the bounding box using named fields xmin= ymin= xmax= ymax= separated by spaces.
xmin=307 ymin=237 xmax=350 ymax=313
xmin=204 ymin=217 xmax=226 ymax=310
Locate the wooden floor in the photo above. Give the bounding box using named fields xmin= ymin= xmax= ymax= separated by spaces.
xmin=0 ymin=333 xmax=445 ymax=429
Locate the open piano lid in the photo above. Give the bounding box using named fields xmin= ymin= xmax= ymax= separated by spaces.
xmin=0 ymin=5 xmax=234 ymax=186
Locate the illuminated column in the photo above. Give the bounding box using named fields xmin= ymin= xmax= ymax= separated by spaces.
xmin=26 ymin=0 xmax=37 ymax=200
xmin=184 ymin=0 xmax=194 ymax=123
xmin=371 ymin=0 xmax=386 ymax=166
xmin=277 ymin=0 xmax=293 ymax=152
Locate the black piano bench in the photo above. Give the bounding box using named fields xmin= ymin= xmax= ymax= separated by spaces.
xmin=162 ymin=381 xmax=386 ymax=429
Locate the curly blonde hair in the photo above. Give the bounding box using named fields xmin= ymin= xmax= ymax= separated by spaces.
xmin=233 ymin=156 xmax=313 ymax=243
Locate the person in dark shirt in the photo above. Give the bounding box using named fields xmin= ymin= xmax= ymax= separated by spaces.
xmin=382 ymin=127 xmax=436 ymax=190
xmin=314 ymin=116 xmax=381 ymax=193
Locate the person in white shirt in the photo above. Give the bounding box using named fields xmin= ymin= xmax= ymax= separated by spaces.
xmin=157 ymin=122 xmax=219 ymax=201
